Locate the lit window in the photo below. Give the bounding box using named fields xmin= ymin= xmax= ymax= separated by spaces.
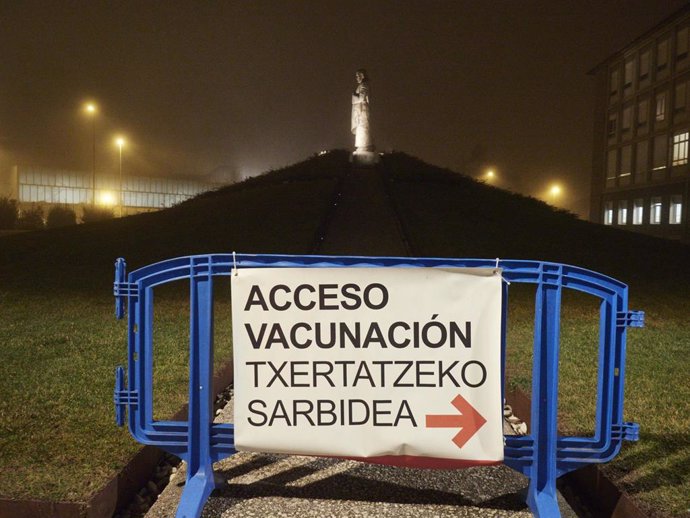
xmin=656 ymin=92 xmax=666 ymax=121
xmin=617 ymin=201 xmax=628 ymax=224
xmin=604 ymin=202 xmax=614 ymax=225
xmin=657 ymin=39 xmax=669 ymax=70
xmin=672 ymin=131 xmax=689 ymax=165
xmin=653 ymin=135 xmax=668 ymax=170
xmin=669 ymin=195 xmax=683 ymax=224
xmin=632 ymin=199 xmax=644 ymax=225
xmin=650 ymin=197 xmax=663 ymax=224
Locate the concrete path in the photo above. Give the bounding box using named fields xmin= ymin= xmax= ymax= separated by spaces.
xmin=146 ymin=398 xmax=579 ymax=518
xmin=318 ymin=165 xmax=408 ymax=257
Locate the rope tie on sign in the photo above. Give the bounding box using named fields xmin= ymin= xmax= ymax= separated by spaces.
xmin=494 ymin=257 xmax=511 ymax=285
xmin=232 ymin=251 xmax=238 ymax=276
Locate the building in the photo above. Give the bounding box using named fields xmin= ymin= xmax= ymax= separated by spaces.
xmin=0 ymin=165 xmax=219 ymax=219
xmin=590 ymin=6 xmax=690 ymax=242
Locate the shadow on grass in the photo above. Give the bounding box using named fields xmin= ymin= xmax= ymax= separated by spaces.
xmin=611 ymin=433 xmax=690 ymax=494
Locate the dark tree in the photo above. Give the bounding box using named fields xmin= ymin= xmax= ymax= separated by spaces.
xmin=0 ymin=197 xmax=19 ymax=229
xmin=17 ymin=206 xmax=45 ymax=230
xmin=47 ymin=206 xmax=77 ymax=228
xmin=81 ymin=206 xmax=114 ymax=224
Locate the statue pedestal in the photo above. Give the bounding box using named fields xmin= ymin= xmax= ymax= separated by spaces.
xmin=350 ymin=150 xmax=380 ymax=166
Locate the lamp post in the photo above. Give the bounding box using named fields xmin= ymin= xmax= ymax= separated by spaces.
xmin=115 ymin=136 xmax=126 ymax=217
xmin=84 ymin=103 xmax=97 ymax=206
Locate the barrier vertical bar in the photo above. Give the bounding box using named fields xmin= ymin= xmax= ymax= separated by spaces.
xmin=134 ymin=285 xmax=150 ymax=432
xmin=144 ymin=287 xmax=155 ymax=425
xmin=127 ymin=269 xmax=139 ymax=434
xmin=176 ymin=261 xmax=219 ymax=518
xmin=114 ymin=258 xmax=126 ymax=319
xmin=611 ymin=292 xmax=627 ymax=436
xmin=595 ymin=298 xmax=615 ymax=446
xmin=527 ymin=273 xmax=562 ymax=517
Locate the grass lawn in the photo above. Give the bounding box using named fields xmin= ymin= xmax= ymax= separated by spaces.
xmin=0 ymin=152 xmax=347 ymax=502
xmin=384 ymin=153 xmax=690 ymax=517
xmin=0 ymin=290 xmax=232 ymax=501
xmin=504 ymin=287 xmax=690 ymax=518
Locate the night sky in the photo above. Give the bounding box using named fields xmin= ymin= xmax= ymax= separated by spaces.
xmin=1 ymin=1 xmax=688 ymax=216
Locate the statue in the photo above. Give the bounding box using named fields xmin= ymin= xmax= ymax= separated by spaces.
xmin=351 ymin=69 xmax=376 ymax=155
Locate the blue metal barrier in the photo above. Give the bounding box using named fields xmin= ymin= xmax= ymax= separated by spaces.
xmin=113 ymin=253 xmax=643 ymax=518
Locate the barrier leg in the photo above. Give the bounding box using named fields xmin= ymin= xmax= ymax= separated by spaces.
xmin=177 ymin=271 xmax=222 ymax=518
xmin=526 ymin=281 xmax=561 ymax=517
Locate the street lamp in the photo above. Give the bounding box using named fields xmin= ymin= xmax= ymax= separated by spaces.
xmin=84 ymin=102 xmax=97 ymax=206
xmin=115 ymin=136 xmax=126 ymax=217
xmin=549 ymin=184 xmax=562 ymax=206
xmin=485 ymin=169 xmax=495 ymax=182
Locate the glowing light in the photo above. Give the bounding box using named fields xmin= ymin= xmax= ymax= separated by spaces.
xmin=115 ymin=136 xmax=126 ymax=149
xmin=547 ymin=183 xmax=563 ymax=206
xmin=486 ymin=169 xmax=495 ymax=179
xmin=84 ymin=102 xmax=97 ymax=115
xmin=99 ymin=191 xmax=116 ymax=206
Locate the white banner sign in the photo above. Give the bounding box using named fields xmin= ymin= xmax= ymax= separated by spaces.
xmin=231 ymin=267 xmax=504 ymax=468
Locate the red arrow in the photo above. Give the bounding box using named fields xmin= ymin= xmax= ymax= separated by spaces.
xmin=425 ymin=394 xmax=487 ymax=449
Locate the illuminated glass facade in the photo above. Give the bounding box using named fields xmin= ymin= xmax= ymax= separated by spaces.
xmin=18 ymin=169 xmax=93 ymax=205
xmin=11 ymin=166 xmax=215 ymax=214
